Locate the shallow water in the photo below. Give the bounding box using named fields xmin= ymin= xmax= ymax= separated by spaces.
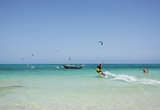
xmin=0 ymin=64 xmax=160 ymax=110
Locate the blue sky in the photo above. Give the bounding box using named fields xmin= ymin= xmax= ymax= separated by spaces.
xmin=0 ymin=0 xmax=160 ymax=64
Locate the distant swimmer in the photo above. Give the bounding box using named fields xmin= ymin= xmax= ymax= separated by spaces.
xmin=96 ymin=64 xmax=106 ymax=76
xmin=143 ymin=68 xmax=148 ymax=74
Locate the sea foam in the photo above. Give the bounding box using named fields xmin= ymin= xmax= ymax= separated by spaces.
xmin=104 ymin=71 xmax=160 ymax=85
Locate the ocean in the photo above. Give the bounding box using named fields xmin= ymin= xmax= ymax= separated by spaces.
xmin=0 ymin=64 xmax=160 ymax=110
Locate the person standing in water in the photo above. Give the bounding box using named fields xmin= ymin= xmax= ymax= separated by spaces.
xmin=96 ymin=64 xmax=105 ymax=76
xmin=143 ymin=68 xmax=148 ymax=74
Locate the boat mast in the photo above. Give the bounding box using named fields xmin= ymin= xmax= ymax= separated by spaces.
xmin=68 ymin=57 xmax=71 ymax=65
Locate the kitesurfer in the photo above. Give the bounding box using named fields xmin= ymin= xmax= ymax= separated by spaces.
xmin=96 ymin=64 xmax=105 ymax=76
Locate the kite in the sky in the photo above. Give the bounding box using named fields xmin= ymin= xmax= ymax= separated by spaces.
xmin=99 ymin=41 xmax=103 ymax=45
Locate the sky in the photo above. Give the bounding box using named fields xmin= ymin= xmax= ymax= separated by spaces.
xmin=0 ymin=0 xmax=160 ymax=64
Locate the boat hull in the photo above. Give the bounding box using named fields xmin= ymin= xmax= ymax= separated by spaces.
xmin=63 ymin=65 xmax=82 ymax=69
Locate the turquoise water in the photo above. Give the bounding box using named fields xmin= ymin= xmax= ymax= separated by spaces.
xmin=0 ymin=64 xmax=160 ymax=110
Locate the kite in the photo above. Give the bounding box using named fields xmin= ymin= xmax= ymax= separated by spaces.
xmin=99 ymin=41 xmax=103 ymax=45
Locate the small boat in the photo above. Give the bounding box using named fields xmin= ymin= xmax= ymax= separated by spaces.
xmin=63 ymin=57 xmax=82 ymax=69
xmin=63 ymin=64 xmax=82 ymax=69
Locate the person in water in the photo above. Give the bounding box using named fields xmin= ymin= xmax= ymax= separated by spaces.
xmin=96 ymin=64 xmax=106 ymax=76
xmin=143 ymin=68 xmax=148 ymax=74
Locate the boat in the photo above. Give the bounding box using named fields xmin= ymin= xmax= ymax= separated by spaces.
xmin=63 ymin=64 xmax=82 ymax=69
xmin=63 ymin=57 xmax=82 ymax=69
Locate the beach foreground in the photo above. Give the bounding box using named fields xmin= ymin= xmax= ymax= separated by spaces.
xmin=0 ymin=64 xmax=160 ymax=110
